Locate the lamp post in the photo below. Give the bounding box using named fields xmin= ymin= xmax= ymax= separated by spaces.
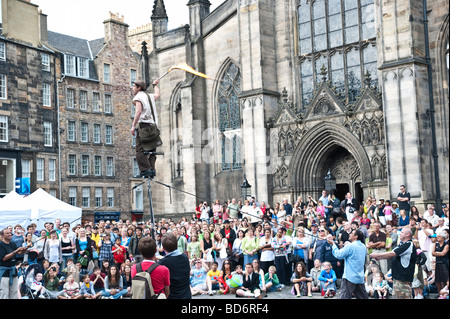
xmin=324 ymin=169 xmax=336 ymax=193
xmin=241 ymin=175 xmax=252 ymax=200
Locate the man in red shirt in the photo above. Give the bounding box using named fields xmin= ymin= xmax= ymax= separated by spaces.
xmin=112 ymin=237 xmax=126 ymax=268
xmin=131 ymin=237 xmax=170 ymax=298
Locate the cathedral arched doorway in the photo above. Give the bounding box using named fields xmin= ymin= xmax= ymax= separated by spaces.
xmin=290 ymin=121 xmax=372 ymax=207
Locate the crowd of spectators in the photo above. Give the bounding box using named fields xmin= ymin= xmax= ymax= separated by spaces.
xmin=0 ymin=189 xmax=448 ymax=300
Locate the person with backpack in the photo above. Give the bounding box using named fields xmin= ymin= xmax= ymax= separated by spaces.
xmin=131 ymin=237 xmax=170 ymax=299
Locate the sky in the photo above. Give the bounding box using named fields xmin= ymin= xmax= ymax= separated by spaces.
xmin=31 ymin=0 xmax=224 ymax=40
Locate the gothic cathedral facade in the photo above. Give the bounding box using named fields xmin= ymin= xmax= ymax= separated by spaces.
xmin=143 ymin=0 xmax=448 ymax=218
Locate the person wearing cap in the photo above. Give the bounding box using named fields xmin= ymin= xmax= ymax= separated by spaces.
xmin=131 ymin=78 xmax=160 ymax=178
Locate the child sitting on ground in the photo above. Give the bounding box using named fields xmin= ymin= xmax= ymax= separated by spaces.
xmin=318 ymin=261 xmax=337 ymax=298
xmin=227 ymin=265 xmax=244 ymax=294
xmin=264 ymin=265 xmax=283 ymax=292
xmin=80 ymin=274 xmax=102 ymax=299
xmin=372 ymin=272 xmax=390 ymax=299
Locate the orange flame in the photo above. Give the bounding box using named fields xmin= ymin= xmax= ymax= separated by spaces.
xmin=168 ymin=63 xmax=212 ymax=80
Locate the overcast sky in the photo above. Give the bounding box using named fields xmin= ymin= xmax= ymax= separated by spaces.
xmin=31 ymin=0 xmax=224 ymax=40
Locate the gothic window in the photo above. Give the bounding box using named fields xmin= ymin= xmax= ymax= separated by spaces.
xmin=171 ymin=85 xmax=183 ymax=179
xmin=297 ymin=0 xmax=378 ymax=106
xmin=218 ymin=63 xmax=242 ymax=171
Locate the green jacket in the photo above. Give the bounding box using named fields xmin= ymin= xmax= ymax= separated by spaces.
xmin=264 ymin=272 xmax=280 ymax=286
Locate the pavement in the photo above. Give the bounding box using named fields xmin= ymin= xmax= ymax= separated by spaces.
xmin=193 ymin=285 xmax=440 ymax=300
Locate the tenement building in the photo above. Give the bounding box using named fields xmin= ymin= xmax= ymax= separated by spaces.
xmin=0 ymin=0 xmax=59 ymax=197
xmin=1 ymin=0 xmax=448 ymax=223
xmin=46 ymin=12 xmax=142 ymax=222
xmin=141 ymin=0 xmax=449 ymax=219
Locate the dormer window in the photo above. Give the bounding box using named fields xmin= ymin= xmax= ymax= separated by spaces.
xmin=64 ymin=54 xmax=76 ymax=76
xmin=64 ymin=54 xmax=89 ymax=78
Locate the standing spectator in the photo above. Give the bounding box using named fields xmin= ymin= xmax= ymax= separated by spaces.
xmin=200 ymin=229 xmax=214 ymax=268
xmin=398 ymin=209 xmax=410 ymax=229
xmin=328 ymin=229 xmax=368 ymax=299
xmin=366 ymin=222 xmax=388 ymax=275
xmin=98 ymin=233 xmax=114 ymax=265
xmin=227 ymin=198 xmax=240 ymax=220
xmin=370 ymin=227 xmax=417 ymax=299
xmin=186 ymin=234 xmax=201 ymax=261
xmin=0 ymin=228 xmax=28 ymax=299
xmin=60 ymin=228 xmax=75 ymax=270
xmin=212 ymin=200 xmax=222 ymax=224
xmin=397 ymin=184 xmax=411 ymax=216
xmin=128 ymin=226 xmax=144 ymax=262
xmin=75 ymin=228 xmax=93 ymax=270
xmin=259 ymin=229 xmax=275 ymax=274
xmin=272 ymin=228 xmax=289 ymax=285
xmin=11 ymin=225 xmax=25 ymax=265
xmin=231 ymin=230 xmax=245 ymax=269
xmin=131 ymin=236 xmax=170 ymax=298
xmin=200 ymin=202 xmax=211 ymax=224
xmin=424 ymin=204 xmax=440 ymax=228
xmin=241 ymin=227 xmax=259 ymax=266
xmin=292 ymin=228 xmax=309 ymax=266
xmin=431 ymin=231 xmax=449 ymax=294
xmin=318 ymin=190 xmax=331 ymax=222
xmin=44 ymin=230 xmax=63 ymax=267
xmin=418 ymin=219 xmax=434 ymax=275
xmin=220 ymin=220 xmax=236 ymax=253
xmin=283 ymin=198 xmax=293 ymax=217
xmin=212 ymin=232 xmax=228 ymax=271
xmin=343 ymin=192 xmax=358 ymax=222
xmin=159 ymin=233 xmax=191 ymax=299
xmin=112 ymin=237 xmax=126 ymax=269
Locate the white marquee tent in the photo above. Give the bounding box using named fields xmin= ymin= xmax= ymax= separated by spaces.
xmin=0 ymin=188 xmax=82 ymax=230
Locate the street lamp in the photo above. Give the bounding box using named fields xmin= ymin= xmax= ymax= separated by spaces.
xmin=324 ymin=168 xmax=336 ymax=192
xmin=241 ymin=176 xmax=252 ymax=200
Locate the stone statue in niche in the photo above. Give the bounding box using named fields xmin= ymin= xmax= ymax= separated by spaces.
xmin=362 ymin=123 xmax=370 ymax=145
xmin=287 ymin=134 xmax=295 ymax=153
xmin=281 ymin=169 xmax=289 ymax=188
xmin=279 ymin=136 xmax=286 ymax=155
xmin=353 ymin=123 xmax=361 ymax=141
xmin=371 ymin=121 xmax=380 ymax=144
xmin=378 ymin=121 xmax=384 ymax=143
xmin=372 ymin=158 xmax=381 ymax=180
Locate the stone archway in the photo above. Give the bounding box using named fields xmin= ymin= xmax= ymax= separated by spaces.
xmin=290 ymin=121 xmax=372 ymax=203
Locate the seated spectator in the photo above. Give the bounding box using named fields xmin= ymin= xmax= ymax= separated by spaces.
xmin=190 ymin=259 xmax=212 ymax=296
xmin=236 ymin=263 xmax=262 ymax=299
xmin=80 ymin=274 xmax=102 ymax=299
xmin=318 ymin=261 xmax=337 ymax=298
xmin=309 ymin=259 xmax=322 ymax=293
xmin=59 ymin=274 xmax=81 ymax=299
xmin=372 ymin=272 xmax=390 ymax=299
xmin=101 ymin=264 xmax=128 ymax=299
xmin=264 ymin=265 xmax=283 ymax=292
xmin=291 ymin=261 xmax=312 ymax=297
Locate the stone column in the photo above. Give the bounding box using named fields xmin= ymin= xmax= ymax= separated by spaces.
xmin=376 ymin=0 xmax=431 ymax=201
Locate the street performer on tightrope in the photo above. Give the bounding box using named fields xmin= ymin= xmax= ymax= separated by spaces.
xmin=131 ymin=79 xmax=160 ymax=179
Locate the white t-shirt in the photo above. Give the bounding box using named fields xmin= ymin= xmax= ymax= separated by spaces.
xmin=133 ymin=91 xmax=158 ymax=125
xmin=259 ymin=237 xmax=275 ymax=262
